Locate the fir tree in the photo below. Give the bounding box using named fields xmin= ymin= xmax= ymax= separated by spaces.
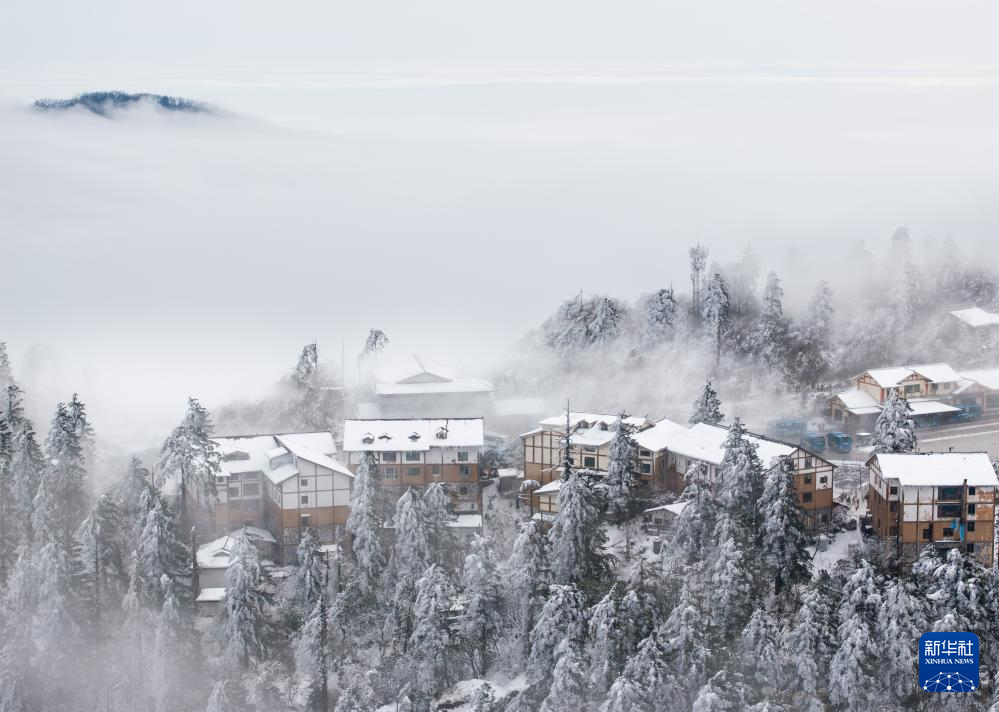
xmin=0 ymin=416 xmax=16 ymax=585
xmin=0 ymin=551 xmax=37 ymax=712
xmin=503 ymin=519 xmax=549 ymax=659
xmin=294 ymin=527 xmax=326 ymax=612
xmin=703 ymin=272 xmax=730 ymax=367
xmin=131 ymin=493 xmax=189 ymax=608
xmin=757 ymin=456 xmax=811 ymax=595
xmin=5 ymin=385 xmax=42 ymax=543
xmin=876 ymin=579 xmax=929 ymax=705
xmin=527 ymin=584 xmax=587 ymax=684
xmin=666 ymin=461 xmax=718 ymax=568
xmin=539 ymin=639 xmax=590 ymax=712
xmin=639 ymin=287 xmax=677 ymax=345
xmin=409 ymin=564 xmax=456 ymax=702
xmin=77 ymin=493 xmax=128 ymax=626
xmin=828 ymin=560 xmax=883 ymax=711
xmin=872 ymin=389 xmax=917 ymax=454
xmin=689 ymin=380 xmax=724 ymax=426
xmin=716 ymin=419 xmax=764 ymax=532
xmin=347 ymin=450 xmax=385 ymax=597
xmin=754 ymin=271 xmax=789 ymax=373
xmin=38 ymin=398 xmax=91 ymax=543
xmin=782 ymin=575 xmax=836 ymax=699
xmin=457 ymin=538 xmax=504 ymax=676
xmin=604 ymin=415 xmax=637 ymax=522
xmin=547 ymin=470 xmax=607 ymax=589
xmin=690 ymin=244 xmax=709 ymax=324
xmin=158 ymin=397 xmax=223 ymax=514
xmin=220 ymin=531 xmax=270 ymax=669
xmin=294 ymin=559 xmax=332 ymax=712
xmin=0 ymin=341 xmax=13 ymax=394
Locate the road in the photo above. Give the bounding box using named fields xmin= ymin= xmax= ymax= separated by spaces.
xmin=916 ymin=418 xmax=999 ymax=457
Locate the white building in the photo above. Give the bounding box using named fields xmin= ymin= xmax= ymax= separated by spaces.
xmin=364 ymin=354 xmax=494 ymax=419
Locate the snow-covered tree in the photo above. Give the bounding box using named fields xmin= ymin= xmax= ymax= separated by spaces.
xmin=754 ymin=271 xmax=789 ymax=374
xmin=703 ymin=273 xmax=730 ymax=367
xmin=0 ymin=341 xmax=13 ymax=394
xmin=547 ymin=470 xmax=608 ymax=588
xmin=739 ymin=606 xmax=782 ymax=692
xmin=542 ymin=293 xmax=629 ymax=360
xmin=716 ymin=419 xmax=764 ymax=531
xmin=503 ymin=519 xmax=549 ymax=658
xmin=588 ymin=586 xmax=653 ymax=693
xmin=786 ymin=281 xmax=834 ymax=388
xmin=690 ymin=244 xmax=709 ymax=323
xmin=638 ymin=287 xmax=677 ymax=344
xmin=782 ymin=574 xmax=836 ymax=698
xmin=706 ymin=512 xmax=755 ymax=643
xmin=37 ymin=398 xmax=91 ymax=543
xmin=392 ymin=488 xmax=430 ymax=579
xmin=205 ymin=681 xmax=232 ymax=712
xmin=362 ymin=328 xmax=389 ymax=359
xmin=666 ymin=462 xmax=718 ymax=569
xmin=422 ymin=481 xmax=458 ymax=568
xmin=409 ymin=564 xmax=456 ymax=701
xmin=604 ymin=416 xmax=637 ymax=521
xmin=294 ymin=527 xmax=326 ymax=612
xmin=152 ymin=575 xmax=198 ymax=712
xmin=31 ymin=539 xmax=82 ymax=691
xmin=347 ymin=451 xmax=385 ymax=597
xmin=77 ymin=493 xmax=128 ymax=623
xmin=0 ymin=416 xmax=16 ymax=585
xmin=689 ymin=380 xmax=724 ymax=426
xmin=528 ymin=584 xmax=587 ymax=684
xmin=131 ymin=493 xmax=188 ymax=608
xmin=873 ymin=389 xmax=916 ymax=454
xmin=757 ymin=456 xmax=811 ymax=595
xmin=220 ymin=531 xmax=270 ymax=669
xmin=828 ymin=560 xmax=883 ymax=710
xmin=294 ymin=560 xmax=333 ymax=712
xmin=158 ymin=397 xmax=223 ymax=512
xmin=456 ymin=538 xmax=504 ymax=676
xmin=539 ymin=639 xmax=591 ymax=712
xmin=4 ymin=385 xmax=42 ymax=543
xmin=876 ymin=579 xmax=929 ymax=704
xmin=0 ymin=551 xmax=37 ymax=712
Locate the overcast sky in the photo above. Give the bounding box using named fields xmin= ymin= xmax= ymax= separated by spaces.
xmin=2 ymin=1 xmax=999 ymax=445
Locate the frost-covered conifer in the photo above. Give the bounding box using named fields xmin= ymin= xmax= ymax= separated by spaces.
xmin=703 ymin=273 xmax=730 ymax=366
xmin=828 ymin=560 xmax=882 ymax=710
xmin=604 ymin=416 xmax=637 ymax=521
xmin=754 ymin=271 xmax=788 ymax=373
xmin=158 ymin=397 xmax=223 ymax=510
xmin=782 ymin=575 xmax=835 ymax=697
xmin=638 ymin=288 xmax=677 ymax=345
xmin=77 ymin=494 xmax=128 ymax=618
xmin=716 ymin=419 xmax=763 ymax=531
xmin=690 ymin=380 xmax=724 ymax=426
xmin=872 ymin=389 xmax=916 ymax=454
xmin=4 ymin=385 xmax=41 ymax=542
xmin=0 ymin=342 xmax=13 ymax=394
xmin=503 ymin=519 xmax=548 ymax=658
xmin=528 ymin=584 xmax=587 ymax=684
xmin=347 ymin=450 xmax=384 ymax=597
xmin=539 ymin=639 xmax=590 ymax=712
xmin=876 ymin=579 xmax=929 ymax=703
xmin=548 ymin=470 xmax=607 ymax=587
xmin=457 ymin=538 xmax=504 ymax=675
xmin=757 ymin=456 xmax=810 ymax=594
xmin=409 ymin=564 xmax=455 ymax=700
xmin=220 ymin=531 xmax=270 ymax=669
xmin=294 ymin=527 xmax=325 ymax=612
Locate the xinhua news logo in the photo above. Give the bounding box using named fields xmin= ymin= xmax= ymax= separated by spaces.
xmin=919 ymin=632 xmax=980 ymax=693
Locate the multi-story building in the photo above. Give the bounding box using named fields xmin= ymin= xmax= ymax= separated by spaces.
xmin=211 ymin=432 xmax=355 ymax=564
xmin=361 ymin=354 xmax=494 ymax=419
xmin=867 ymin=451 xmax=997 ymax=565
xmin=341 ymin=418 xmax=485 ymax=514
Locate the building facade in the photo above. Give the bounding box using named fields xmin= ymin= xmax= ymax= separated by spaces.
xmin=342 ymin=418 xmax=485 ymax=514
xmin=867 ymin=452 xmax=997 ymax=566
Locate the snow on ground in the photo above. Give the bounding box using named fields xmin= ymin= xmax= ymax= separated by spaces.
xmin=374 ymin=674 xmax=527 ymax=712
xmin=810 ymin=526 xmax=862 ymax=576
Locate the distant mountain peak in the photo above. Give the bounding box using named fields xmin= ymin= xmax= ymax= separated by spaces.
xmin=33 ymin=91 xmax=216 ymax=117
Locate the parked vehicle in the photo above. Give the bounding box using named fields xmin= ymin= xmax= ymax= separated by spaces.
xmin=771 ymin=417 xmax=807 ymax=439
xmin=826 ymin=431 xmax=853 ymax=453
xmin=957 ymin=402 xmax=983 ymax=419
xmin=800 ymin=432 xmax=827 ymax=452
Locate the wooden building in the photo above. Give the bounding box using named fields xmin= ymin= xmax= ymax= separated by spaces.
xmin=210 ymin=432 xmax=355 ymax=564
xmin=867 ymin=452 xmax=997 ymax=566
xmin=342 ymin=418 xmax=485 ymax=515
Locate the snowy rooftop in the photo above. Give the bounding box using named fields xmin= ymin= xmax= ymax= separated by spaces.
xmin=374 ymin=354 xmax=494 ymax=395
xmin=197 ymin=527 xmax=277 ymax=569
xmin=950 ymin=307 xmax=999 ymax=328
xmin=374 ymin=378 xmax=494 ymax=396
xmin=342 ymin=418 xmax=485 ymax=452
xmin=832 ymin=389 xmax=882 ymax=414
xmin=449 ymin=514 xmax=483 ymax=529
xmin=960 ymin=368 xmax=999 ymax=391
xmin=908 ymin=363 xmax=962 ymax=384
xmin=856 ymin=366 xmax=921 ymax=388
xmin=535 ymin=479 xmax=561 ymax=496
xmin=214 ymin=432 xmax=352 ymax=485
xmin=855 ymin=363 xmax=961 ymax=388
xmin=537 ymin=411 xmax=649 ymax=430
xmin=687 ymin=423 xmax=796 ymax=467
xmin=644 ymin=501 xmax=689 ymax=516
xmin=907 ymin=399 xmax=960 ymax=416
xmin=633 ymin=418 xmax=692 ymax=451
xmin=872 ymin=452 xmax=998 ymax=487
xmin=195 ymin=588 xmax=226 ymax=603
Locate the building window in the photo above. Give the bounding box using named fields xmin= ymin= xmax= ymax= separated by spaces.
xmin=641 ymin=463 xmax=652 ymax=474
xmin=459 ymin=486 xmax=469 ymax=495
xmin=457 ymin=451 xmax=469 ymax=462
xmin=967 ymin=543 xmax=976 ymax=554
xmin=383 ymin=467 xmax=398 ymax=479
xmin=819 ymin=476 xmax=828 ymax=485
xmin=242 ymin=483 xmax=260 ymax=497
xmin=301 ymin=495 xmax=309 ymax=505
xmin=938 ymin=503 xmax=962 ymax=519
xmin=406 ymin=467 xmax=421 ymax=477
xmin=406 ymin=451 xmax=421 ymax=462
xmin=889 ymin=502 xmax=898 ymax=512
xmin=228 ymin=486 xmax=240 ymax=498
xmin=968 ymin=504 xmax=977 ymax=516
xmin=382 ymin=452 xmax=397 ymax=463
xmin=639 ymin=479 xmax=649 ymax=488
xmin=300 ymin=514 xmax=311 ymax=528
xmin=888 ymin=486 xmax=898 ymax=496
xmin=804 ymin=474 xmax=812 ymax=485
xmin=969 ymin=486 xmax=977 ymax=496
xmin=460 ymin=465 xmax=472 ymax=479
xmin=804 ymin=457 xmax=813 ymax=469
xmin=803 ymin=492 xmax=813 ymax=503
xmin=944 ymin=528 xmax=955 ymax=539
xmin=939 ymin=486 xmax=962 ymax=501
xmin=922 ymin=528 xmax=931 ymax=540
xmin=582 ymin=446 xmax=597 ymax=453
xmin=639 ymin=449 xmax=652 ymax=457
xmin=244 ymin=499 xmax=260 ymax=512
xmin=300 ymin=479 xmax=309 ymax=488
xmin=889 ymin=526 xmax=899 ymax=536
xmin=431 ymin=465 xmax=441 ymax=476
xmin=968 ymin=521 xmax=977 ymax=532
xmin=904 ymin=384 xmax=920 ymax=395
xmin=583 ymin=456 xmax=596 ymax=468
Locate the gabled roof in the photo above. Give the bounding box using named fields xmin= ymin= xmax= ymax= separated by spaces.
xmin=832 ymin=389 xmax=882 ymax=414
xmin=854 ymin=363 xmax=961 ymax=388
xmin=960 ymin=368 xmax=999 ymax=391
xmin=950 ymin=307 xmax=999 ymax=328
xmin=871 ymin=452 xmax=998 ymax=487
xmin=196 ymin=527 xmax=277 ymax=569
xmin=633 ymin=418 xmax=691 ymax=451
xmin=907 ymin=399 xmax=960 ymax=416
xmin=373 ymin=354 xmax=494 ymax=395
xmin=856 ymin=367 xmax=920 ymax=389
xmin=537 ymin=411 xmax=649 ymax=430
xmin=342 ymin=418 xmax=485 ymax=452
xmin=908 ymin=363 xmax=962 ymax=384
xmin=213 ymin=432 xmax=352 ymax=485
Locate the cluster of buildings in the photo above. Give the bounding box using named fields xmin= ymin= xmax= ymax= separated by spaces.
xmin=827 ymin=362 xmax=999 ymax=433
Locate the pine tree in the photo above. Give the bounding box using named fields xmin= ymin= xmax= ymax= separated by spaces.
xmin=757 ymin=456 xmax=811 ymax=595
xmin=588 ymin=587 xmax=624 ymax=693
xmin=422 ymin=481 xmax=458 ymax=568
xmin=739 ymin=606 xmax=782 ymax=693
xmin=457 ymin=538 xmax=504 ymax=676
xmin=77 ymin=493 xmax=128 ymax=625
xmin=539 ymin=639 xmax=590 ymax=712
xmin=639 ymin=288 xmax=677 ymax=345
xmin=0 ymin=416 xmax=16 ymax=585
xmin=294 ymin=527 xmax=326 ymax=614
xmin=828 ymin=560 xmax=883 ymax=710
xmin=5 ymin=385 xmax=42 ymax=543
xmin=66 ymin=392 xmax=96 ymax=472
xmin=547 ymin=470 xmax=607 ymax=589
xmin=703 ymin=273 xmax=730 ymax=367
xmin=689 ymin=381 xmax=724 ymax=426
xmin=152 ymin=575 xmax=198 ymax=712
xmin=0 ymin=550 xmax=37 ymax=712
xmin=782 ymin=575 xmax=836 ymax=699
xmin=32 ymin=539 xmax=82 ymax=698
xmin=716 ymin=419 xmax=764 ymax=531
xmin=0 ymin=342 xmax=13 ymax=395
xmin=38 ymin=398 xmax=91 ymax=543
xmin=158 ymin=397 xmax=223 ymax=515
xmin=690 ymin=244 xmax=709 ymax=324
xmin=294 ymin=559 xmax=332 ymax=712
xmin=872 ymin=389 xmax=917 ymax=454
xmin=706 ymin=512 xmax=755 ymax=643
xmin=116 ymin=455 xmax=153 ymax=528
xmin=131 ymin=493 xmax=189 ymax=608
xmin=291 ymin=342 xmax=335 ymax=430
xmin=786 ymin=281 xmax=834 ymax=389
xmin=754 ymin=271 xmax=789 ymax=373
xmin=666 ymin=461 xmax=719 ymax=569
xmin=347 ymin=451 xmax=385 ymax=597
xmin=528 ymin=584 xmax=587 ymax=684
xmin=220 ymin=531 xmax=270 ymax=669
xmin=409 ymin=564 xmax=455 ymax=701
xmin=876 ymin=579 xmax=929 ymax=705
xmin=503 ymin=519 xmax=549 ymax=659
xmin=604 ymin=416 xmax=637 ymax=522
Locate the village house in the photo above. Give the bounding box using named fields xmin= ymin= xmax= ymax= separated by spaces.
xmin=866 ymin=451 xmax=997 ymax=566
xmin=207 ymin=432 xmax=355 ymax=565
xmin=341 ymin=417 xmax=485 ymax=517
xmin=360 ymin=354 xmax=494 ymax=419
xmin=524 ymin=413 xmax=834 ymax=530
xmin=193 ymin=526 xmax=278 ymax=613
